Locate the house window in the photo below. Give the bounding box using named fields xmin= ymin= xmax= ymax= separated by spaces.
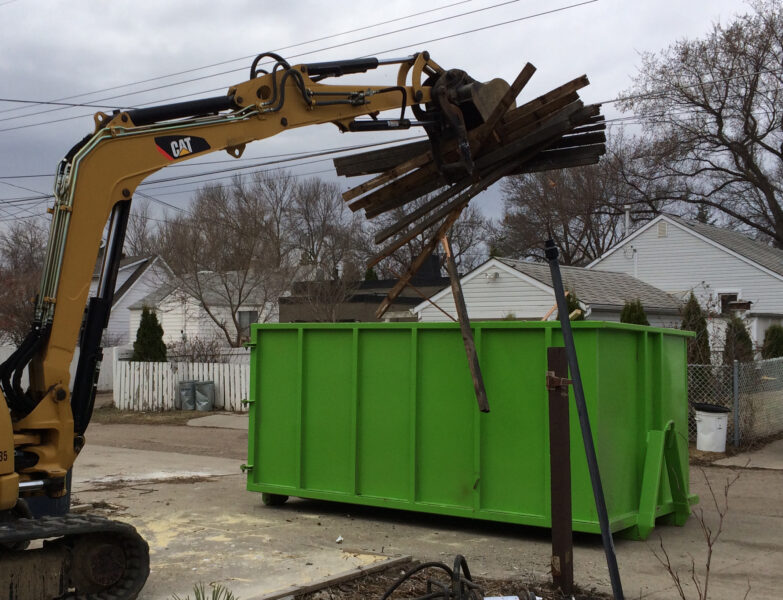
xmin=238 ymin=310 xmax=258 ymax=338
xmin=657 ymin=222 xmax=668 ymax=237
xmin=718 ymin=293 xmax=738 ymax=315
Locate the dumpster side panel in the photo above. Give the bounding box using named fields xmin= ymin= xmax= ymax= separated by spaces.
xmin=479 ymin=327 xmax=548 ymax=520
xmin=415 ymin=329 xmax=476 ymax=508
xmin=594 ymin=328 xmax=645 ymax=529
xmin=301 ymin=330 xmax=355 ymax=493
xmin=356 ymin=329 xmax=413 ymax=501
xmin=254 ymin=330 xmax=300 ymax=489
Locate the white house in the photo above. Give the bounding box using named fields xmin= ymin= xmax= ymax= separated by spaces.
xmin=414 ymin=257 xmax=683 ymax=326
xmin=587 ymin=215 xmax=783 ymax=348
xmin=129 ymin=272 xmax=278 ymax=347
xmin=88 ymin=254 xmax=172 ymax=345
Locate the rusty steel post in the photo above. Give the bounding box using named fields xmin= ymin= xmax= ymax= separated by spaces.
xmin=547 ymin=346 xmax=573 ymax=595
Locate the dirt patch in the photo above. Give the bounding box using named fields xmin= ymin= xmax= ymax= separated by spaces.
xmin=75 ymin=474 xmax=220 ymax=494
xmin=689 ymin=444 xmax=728 ymax=466
xmin=731 ymin=429 xmax=783 ymax=453
xmin=296 ymin=561 xmax=611 ymax=600
xmin=90 ymin=405 xmax=231 ymax=425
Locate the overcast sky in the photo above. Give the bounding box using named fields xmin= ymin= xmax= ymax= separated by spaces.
xmin=0 ymin=0 xmax=748 ymax=227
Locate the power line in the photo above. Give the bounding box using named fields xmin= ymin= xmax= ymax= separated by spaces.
xmin=140 ymin=136 xmax=426 ymax=187
xmin=0 ymin=138 xmax=414 ymax=179
xmin=596 ymin=67 xmax=783 ymax=107
xmin=0 ymin=181 xmax=51 ymax=204
xmin=0 ymin=0 xmax=491 ymax=123
xmin=0 ymin=162 xmax=349 ymax=220
xmin=0 ymin=0 xmax=477 ymax=119
xmin=134 ymin=191 xmax=188 ymax=214
xmin=0 ymin=0 xmax=598 ymax=133
xmin=0 ymin=210 xmax=47 ymax=223
xmin=0 ymin=136 xmax=425 ymax=194
xmin=0 ymin=98 xmax=124 ymax=110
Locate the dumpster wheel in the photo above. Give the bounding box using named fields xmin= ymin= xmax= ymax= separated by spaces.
xmin=261 ymin=493 xmax=289 ymax=506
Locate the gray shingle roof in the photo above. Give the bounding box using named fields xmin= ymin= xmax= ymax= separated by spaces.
xmin=496 ymin=258 xmax=682 ymax=312
xmin=667 ymin=216 xmax=783 ymax=278
xmin=91 ymin=253 xmax=148 ymax=278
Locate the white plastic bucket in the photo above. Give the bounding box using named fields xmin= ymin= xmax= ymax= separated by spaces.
xmin=695 ymin=409 xmax=729 ymax=452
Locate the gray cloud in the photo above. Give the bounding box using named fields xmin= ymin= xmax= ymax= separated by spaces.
xmin=0 ymin=0 xmax=746 ymax=224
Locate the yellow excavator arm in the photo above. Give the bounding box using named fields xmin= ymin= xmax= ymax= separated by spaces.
xmin=0 ymin=50 xmax=508 ymax=599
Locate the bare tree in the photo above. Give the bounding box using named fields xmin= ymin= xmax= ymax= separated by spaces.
xmin=167 ymin=334 xmax=231 ymax=363
xmin=236 ymin=170 xmax=298 ymax=269
xmin=490 ymin=140 xmax=631 ymax=265
xmin=620 ymin=0 xmax=783 ymax=246
xmin=288 ymin=177 xmax=368 ymax=277
xmin=125 ymin=197 xmax=160 ymax=257
xmin=156 ymin=176 xmax=296 ymax=346
xmin=286 ymin=177 xmax=369 ymax=322
xmin=0 ymin=219 xmax=47 ymax=344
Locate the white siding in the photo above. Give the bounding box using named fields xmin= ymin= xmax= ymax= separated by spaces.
xmin=593 ymin=221 xmax=783 ymax=315
xmin=591 ymin=219 xmax=783 ymax=345
xmin=86 ymin=259 xmax=172 ymax=346
xmin=106 ymin=262 xmax=170 ymax=345
xmin=129 ymin=294 xmax=264 ymax=346
xmin=130 ymin=293 xmax=222 ymax=345
xmin=417 ymin=264 xmax=555 ymax=322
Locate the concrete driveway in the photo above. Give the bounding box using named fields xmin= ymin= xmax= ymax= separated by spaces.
xmin=74 ymin=419 xmax=783 ymax=599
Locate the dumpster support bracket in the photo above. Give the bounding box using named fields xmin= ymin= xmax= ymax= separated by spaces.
xmin=634 ymin=421 xmax=691 ymax=540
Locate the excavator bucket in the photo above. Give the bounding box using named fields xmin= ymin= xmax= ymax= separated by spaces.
xmin=333 ymin=62 xmax=606 ymax=316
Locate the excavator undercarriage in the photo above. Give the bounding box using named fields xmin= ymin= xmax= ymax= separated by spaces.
xmin=1 ymin=513 xmax=148 ymax=599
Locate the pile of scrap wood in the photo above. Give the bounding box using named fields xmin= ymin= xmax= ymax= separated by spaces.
xmin=333 ymin=62 xmax=606 ymax=318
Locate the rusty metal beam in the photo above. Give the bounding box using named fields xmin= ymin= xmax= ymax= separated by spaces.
xmin=547 ymin=346 xmax=574 ymax=596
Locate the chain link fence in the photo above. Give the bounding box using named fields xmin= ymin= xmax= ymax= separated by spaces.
xmin=688 ymin=357 xmax=783 ymax=446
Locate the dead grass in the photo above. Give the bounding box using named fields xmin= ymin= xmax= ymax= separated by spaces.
xmin=688 ymin=430 xmax=783 ymax=466
xmin=90 ymin=405 xmax=229 ymax=425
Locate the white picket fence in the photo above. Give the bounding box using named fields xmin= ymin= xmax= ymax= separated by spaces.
xmin=113 ymin=360 xmax=250 ymax=412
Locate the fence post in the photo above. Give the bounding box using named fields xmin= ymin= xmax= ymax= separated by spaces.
xmin=733 ymin=359 xmax=740 ymax=446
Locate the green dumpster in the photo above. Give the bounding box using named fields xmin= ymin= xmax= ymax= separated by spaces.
xmin=245 ymin=321 xmax=694 ymax=540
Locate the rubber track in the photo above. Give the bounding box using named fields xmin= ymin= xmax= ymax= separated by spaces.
xmin=0 ymin=513 xmax=150 ymax=599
